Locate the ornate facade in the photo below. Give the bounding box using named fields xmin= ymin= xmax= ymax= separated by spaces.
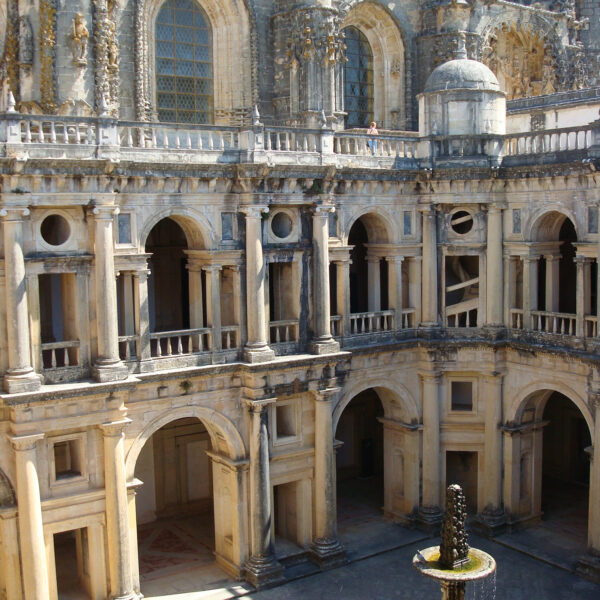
xmin=0 ymin=0 xmax=600 ymax=598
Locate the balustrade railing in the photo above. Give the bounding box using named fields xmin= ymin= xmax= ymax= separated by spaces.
xmin=584 ymin=315 xmax=597 ymax=338
xmin=400 ymin=308 xmax=416 ymax=329
xmin=510 ymin=309 xmax=524 ymax=330
xmin=349 ymin=310 xmax=395 ymax=334
xmin=504 ymin=124 xmax=594 ymax=156
xmin=531 ymin=311 xmax=576 ymax=336
xmin=445 ymin=298 xmax=479 ymax=328
xmin=265 ymin=128 xmax=319 ymax=152
xmin=269 ymin=319 xmax=299 ymax=344
xmin=221 ymin=325 xmax=240 ymax=350
xmin=150 ymin=328 xmax=212 ymax=358
xmin=41 ymin=340 xmax=80 ymax=369
xmin=333 ymin=132 xmax=417 ymax=158
xmin=18 ymin=116 xmax=97 ymax=146
xmin=118 ymin=334 xmax=139 ymax=361
xmin=330 ymin=315 xmax=343 ymax=337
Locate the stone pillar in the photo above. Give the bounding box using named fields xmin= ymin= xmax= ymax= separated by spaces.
xmin=243 ymin=399 xmax=284 ymax=589
xmin=92 ymin=206 xmax=127 ymax=382
xmin=11 ymin=433 xmax=49 ymax=600
xmin=310 ymin=388 xmax=346 ymax=568
xmin=502 ymin=428 xmax=521 ymax=520
xmin=545 ymin=255 xmax=560 ymax=312
xmin=187 ymin=262 xmax=204 ymax=330
xmin=421 ymin=207 xmax=438 ymax=326
xmin=1 ymin=208 xmax=40 ymax=392
xmin=311 ymin=206 xmax=339 ymax=354
xmin=100 ymin=420 xmax=137 ymax=600
xmin=204 ymin=265 xmax=223 ymax=353
xmin=133 ymin=271 xmax=151 ymax=361
xmin=335 ymin=259 xmax=351 ymax=337
xmin=419 ymin=371 xmax=443 ymax=529
xmin=504 ymin=256 xmax=515 ymax=327
xmin=476 ymin=373 xmax=506 ymax=534
xmin=486 ymin=205 xmax=504 ymax=327
xmin=387 ymin=256 xmax=404 ymax=329
xmin=367 ymin=255 xmax=381 ymax=312
xmin=522 ymin=256 xmax=538 ymax=330
xmin=576 ymin=256 xmax=587 ymax=337
xmin=241 ymin=207 xmax=274 ymax=363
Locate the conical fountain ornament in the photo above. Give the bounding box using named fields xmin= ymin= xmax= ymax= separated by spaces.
xmin=413 ymin=485 xmax=496 ymax=600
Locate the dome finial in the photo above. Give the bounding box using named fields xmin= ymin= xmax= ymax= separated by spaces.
xmin=456 ymin=32 xmax=467 ymax=60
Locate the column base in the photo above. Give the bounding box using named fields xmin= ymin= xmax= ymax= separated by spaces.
xmin=3 ymin=369 xmax=42 ymax=393
xmin=309 ymin=338 xmax=340 ymax=355
xmin=417 ymin=505 xmax=443 ymax=534
xmin=244 ymin=554 xmax=285 ymax=590
xmin=309 ymin=537 xmax=347 ymax=570
xmin=576 ymin=551 xmax=600 ymax=584
xmin=243 ymin=345 xmax=275 ymax=364
xmin=110 ymin=594 xmax=139 ymax=600
xmin=93 ymin=361 xmax=129 ymax=383
xmin=472 ymin=507 xmax=506 ymax=537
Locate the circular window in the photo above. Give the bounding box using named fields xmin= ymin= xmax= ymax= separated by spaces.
xmin=450 ymin=211 xmax=474 ymax=235
xmin=271 ymin=212 xmax=293 ymax=239
xmin=40 ymin=214 xmax=71 ymax=246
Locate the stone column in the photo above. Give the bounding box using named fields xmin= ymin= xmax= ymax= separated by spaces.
xmin=133 ymin=271 xmax=151 ymax=361
xmin=204 ymin=265 xmax=223 ymax=353
xmin=241 ymin=207 xmax=274 ymax=363
xmin=576 ymin=256 xmax=587 ymax=337
xmin=92 ymin=206 xmax=127 ymax=382
xmin=187 ymin=260 xmax=204 ymax=330
xmin=335 ymin=259 xmax=351 ymax=337
xmin=366 ymin=255 xmax=381 ymax=312
xmin=310 ymin=388 xmax=345 ymax=568
xmin=11 ymin=433 xmax=49 ymax=600
xmin=421 ymin=207 xmax=438 ymax=326
xmin=243 ymin=399 xmax=283 ymax=588
xmin=311 ymin=206 xmax=339 ymax=354
xmin=486 ymin=205 xmax=504 ymax=326
xmin=477 ymin=372 xmax=506 ymax=534
xmin=545 ymin=255 xmax=560 ymax=312
xmin=1 ymin=208 xmax=40 ymax=392
xmin=100 ymin=420 xmax=137 ymax=600
xmin=387 ymin=256 xmax=404 ymax=329
xmin=418 ymin=371 xmax=443 ymax=529
xmin=522 ymin=256 xmax=538 ymax=330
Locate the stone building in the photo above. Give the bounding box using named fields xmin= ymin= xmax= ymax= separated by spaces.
xmin=0 ymin=0 xmax=600 ymax=598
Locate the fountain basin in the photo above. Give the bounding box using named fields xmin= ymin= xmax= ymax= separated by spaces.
xmin=412 ymin=546 xmax=496 ymax=583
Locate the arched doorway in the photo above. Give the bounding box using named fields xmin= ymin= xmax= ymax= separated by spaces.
xmin=133 ymin=417 xmax=231 ymax=595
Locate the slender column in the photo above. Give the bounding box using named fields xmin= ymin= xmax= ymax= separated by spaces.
xmin=241 ymin=207 xmax=274 ymax=363
xmin=486 ymin=205 xmax=504 ymax=326
xmin=502 ymin=429 xmax=521 ymax=519
xmin=187 ymin=261 xmax=204 ymax=329
xmin=310 ymin=388 xmax=345 ymax=567
xmin=421 ymin=207 xmax=438 ymax=326
xmin=522 ymin=256 xmax=538 ymax=330
xmin=387 ymin=256 xmax=404 ymax=329
xmin=11 ymin=434 xmax=49 ymax=600
xmin=504 ymin=256 xmax=514 ymax=327
xmin=231 ymin=266 xmax=243 ymax=348
xmin=366 ymin=255 xmax=381 ymax=312
xmin=92 ymin=206 xmax=127 ymax=381
xmin=311 ymin=206 xmax=339 ymax=354
xmin=545 ymin=255 xmax=560 ymax=312
xmin=418 ymin=371 xmax=443 ymax=528
xmin=243 ymin=399 xmax=283 ymax=588
xmin=204 ymin=265 xmax=223 ymax=352
xmin=100 ymin=420 xmax=137 ymax=600
xmin=409 ymin=257 xmax=422 ymax=324
xmin=477 ymin=373 xmax=506 ymax=533
xmin=1 ymin=208 xmax=40 ymax=392
xmin=335 ymin=259 xmax=351 ymax=337
xmin=576 ymin=256 xmax=586 ymax=337
xmin=133 ymin=271 xmax=151 ymax=360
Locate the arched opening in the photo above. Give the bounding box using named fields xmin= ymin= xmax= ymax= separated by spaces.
xmin=510 ymin=390 xmax=591 ymax=567
xmin=335 ymin=389 xmax=384 ymax=531
xmin=155 ymin=0 xmax=213 ymax=124
xmin=343 ymin=26 xmax=374 ymax=129
xmin=134 ymin=417 xmax=231 ymax=595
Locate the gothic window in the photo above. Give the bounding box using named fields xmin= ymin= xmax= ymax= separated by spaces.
xmin=155 ymin=0 xmax=213 ymax=124
xmin=343 ymin=26 xmax=374 ymax=128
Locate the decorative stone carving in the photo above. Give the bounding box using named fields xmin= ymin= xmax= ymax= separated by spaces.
xmin=439 ymin=484 xmax=469 ymax=569
xmin=40 ymin=0 xmax=57 ymax=113
xmin=93 ymin=0 xmax=119 ymax=116
xmin=18 ymin=16 xmax=33 ymax=68
xmin=2 ymin=0 xmax=20 ymax=100
xmin=70 ymin=13 xmax=89 ymax=67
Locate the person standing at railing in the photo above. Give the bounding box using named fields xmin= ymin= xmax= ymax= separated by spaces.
xmin=367 ymin=121 xmax=378 ymax=155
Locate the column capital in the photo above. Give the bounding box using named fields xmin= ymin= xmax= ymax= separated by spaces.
xmin=202 ymin=264 xmax=223 ymax=273
xmin=418 ymin=370 xmax=442 ymax=382
xmin=99 ymin=418 xmax=132 ymax=437
xmin=10 ymin=432 xmax=44 ymax=452
xmin=385 ymin=255 xmax=405 ymax=264
xmin=482 ymin=370 xmax=504 ymax=383
xmin=418 ymin=204 xmax=435 ymax=216
xmin=241 ymin=205 xmax=269 ymax=219
xmin=314 ymin=386 xmax=341 ymax=402
xmin=0 ymin=206 xmax=30 ymax=220
xmin=91 ymin=204 xmax=119 ymax=219
xmin=487 ymin=203 xmax=505 ymax=215
xmin=575 ymin=255 xmax=591 ymax=264
xmin=313 ymin=204 xmax=335 ymax=217
xmin=243 ymin=397 xmax=276 ymax=413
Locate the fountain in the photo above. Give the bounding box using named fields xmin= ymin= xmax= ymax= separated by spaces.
xmin=413 ymin=484 xmax=496 ymax=600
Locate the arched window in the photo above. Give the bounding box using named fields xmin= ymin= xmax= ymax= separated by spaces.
xmin=343 ymin=26 xmax=374 ymax=128
xmin=155 ymin=0 xmax=213 ymax=124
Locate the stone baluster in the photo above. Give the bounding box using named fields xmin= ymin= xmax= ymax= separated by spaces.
xmin=486 ymin=204 xmax=504 ymax=326
xmin=420 ymin=206 xmax=438 ymax=326
xmin=243 ymin=399 xmax=283 ymax=588
xmin=92 ymin=205 xmax=127 ymax=381
xmin=1 ymin=208 xmax=40 ymax=392
xmin=311 ymin=205 xmax=339 ymax=354
xmin=310 ymin=387 xmax=346 ymax=567
xmin=241 ymin=207 xmax=274 ymax=363
xmin=11 ymin=433 xmax=49 ymax=600
xmin=100 ymin=419 xmax=137 ymax=600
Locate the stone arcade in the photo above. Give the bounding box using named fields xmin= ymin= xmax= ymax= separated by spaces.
xmin=0 ymin=0 xmax=600 ymax=598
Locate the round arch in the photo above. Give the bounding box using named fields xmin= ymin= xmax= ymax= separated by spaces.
xmin=0 ymin=469 xmax=16 ymax=508
xmin=344 ymin=208 xmax=397 ymax=244
xmin=341 ymin=1 xmax=408 ymax=129
xmin=507 ymin=380 xmax=593 ymax=434
xmin=526 ymin=208 xmax=579 ymax=242
xmin=125 ymin=406 xmax=246 ymax=480
xmin=333 ymin=378 xmax=419 ymax=431
xmin=138 ymin=208 xmax=215 ymax=250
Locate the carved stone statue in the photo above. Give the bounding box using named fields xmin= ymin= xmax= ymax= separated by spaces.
xmin=70 ymin=13 xmax=89 ymax=67
xmin=107 ymin=20 xmax=119 ymax=71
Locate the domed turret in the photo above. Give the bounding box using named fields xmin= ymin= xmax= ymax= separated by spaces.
xmin=418 ymin=36 xmax=506 ymax=137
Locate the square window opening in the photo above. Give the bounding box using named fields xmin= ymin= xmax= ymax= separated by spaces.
xmin=451 ymin=381 xmax=473 ymax=412
xmin=54 ymin=439 xmax=82 ymax=480
xmin=276 ymin=404 xmax=296 ymax=439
